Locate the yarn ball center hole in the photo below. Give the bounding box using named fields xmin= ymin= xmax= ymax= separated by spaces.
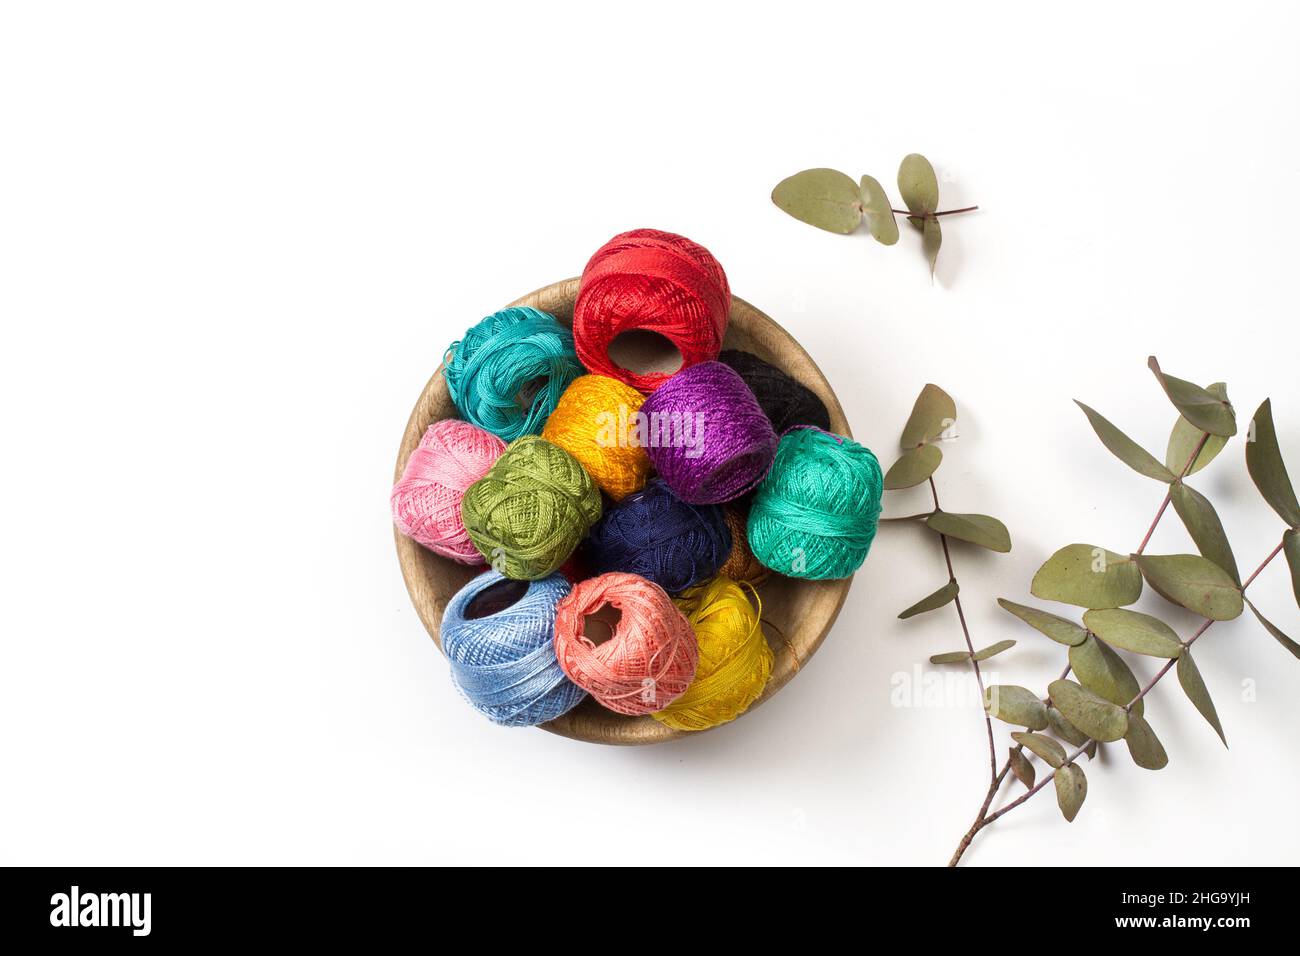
xmin=583 ymin=603 xmax=623 ymax=645
xmin=515 ymin=376 xmax=547 ymax=410
xmin=606 ymin=329 xmax=682 ymax=378
xmin=463 ymin=578 xmax=530 ymax=620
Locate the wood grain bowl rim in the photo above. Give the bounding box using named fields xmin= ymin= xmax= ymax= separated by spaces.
xmin=394 ymin=277 xmax=854 ymax=745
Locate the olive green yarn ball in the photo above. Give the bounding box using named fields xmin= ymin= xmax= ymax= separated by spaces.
xmin=461 ymin=435 xmax=602 ymax=580
xmin=747 ymin=429 xmax=883 ymax=580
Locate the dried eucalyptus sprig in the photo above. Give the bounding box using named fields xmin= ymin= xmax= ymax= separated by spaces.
xmin=771 ymin=154 xmax=978 ymax=278
xmin=885 ymin=360 xmax=1300 ymax=866
xmin=882 ymin=385 xmax=1015 ymax=805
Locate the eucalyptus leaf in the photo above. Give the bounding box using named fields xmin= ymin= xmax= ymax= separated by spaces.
xmin=1054 ymin=763 xmax=1087 ymax=822
xmin=1075 ymin=401 xmax=1176 ymax=482
xmin=984 ymin=685 xmax=1049 ymax=730
xmin=1148 ymin=357 xmax=1237 ymax=437
xmin=1136 ymin=554 xmax=1244 ymax=621
xmin=926 ymin=511 xmax=1011 ymax=553
xmin=900 ymin=384 xmax=957 ymax=449
xmin=930 ymin=650 xmax=973 ymax=664
xmin=1048 ymin=706 xmax=1090 ymax=747
xmin=1068 ymin=634 xmax=1144 ymax=716
xmin=1177 ymin=649 xmax=1226 ymax=746
xmin=884 ymin=444 xmax=943 ymax=490
xmin=899 ymin=578 xmax=959 ymax=620
xmin=771 ymin=168 xmax=863 ymax=234
xmin=898 ymin=153 xmax=939 ymax=216
xmin=997 ymin=598 xmax=1088 ymax=646
xmin=1048 ymin=679 xmax=1129 ymax=742
xmin=1085 ymin=740 xmax=1098 ymax=761
xmin=1286 ymin=530 xmax=1300 ymax=609
xmin=1166 ymin=382 xmax=1230 ymax=476
xmin=858 ymin=175 xmax=899 ymax=245
xmin=1011 ymin=731 xmax=1066 ymax=768
xmin=1124 ymin=713 xmax=1169 ymax=770
xmin=1009 ymin=747 xmax=1035 ymax=789
xmin=1169 ymin=481 xmax=1240 ymax=585
xmin=922 ymin=215 xmax=941 ymax=280
xmin=972 ymin=639 xmax=1016 ymax=661
xmin=1246 ymin=399 xmax=1300 ymax=528
xmin=1030 ymin=544 xmax=1143 ymax=609
xmin=1083 ymin=608 xmax=1185 ymax=658
xmin=1245 ymin=597 xmax=1300 ymax=660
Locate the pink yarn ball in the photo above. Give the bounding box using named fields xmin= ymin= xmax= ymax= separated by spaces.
xmin=391 ymin=420 xmax=506 ymax=563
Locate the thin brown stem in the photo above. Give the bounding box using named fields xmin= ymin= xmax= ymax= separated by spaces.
xmin=928 ymin=477 xmax=998 ymax=783
xmin=890 ymin=206 xmax=980 ymax=217
xmin=1136 ymin=432 xmax=1211 ymax=554
xmin=879 ymin=511 xmax=935 ymax=523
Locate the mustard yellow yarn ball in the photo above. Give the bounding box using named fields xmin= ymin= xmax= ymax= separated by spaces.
xmin=542 ymin=374 xmax=651 ymax=501
xmin=653 ymin=575 xmax=773 ymax=731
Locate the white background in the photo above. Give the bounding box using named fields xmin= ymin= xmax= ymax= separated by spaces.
xmin=2 ymin=1 xmax=1298 ymax=867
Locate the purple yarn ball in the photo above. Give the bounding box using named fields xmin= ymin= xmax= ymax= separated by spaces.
xmin=640 ymin=361 xmax=779 ymax=504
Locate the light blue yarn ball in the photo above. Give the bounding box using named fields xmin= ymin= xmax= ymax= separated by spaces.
xmin=439 ymin=570 xmax=586 ymax=726
xmin=443 ymin=307 xmax=582 ymax=442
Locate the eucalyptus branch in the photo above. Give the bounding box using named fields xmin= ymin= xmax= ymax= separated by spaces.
xmin=949 ymin=422 xmax=1213 ymax=866
xmin=981 ymin=542 xmax=1285 ymax=829
xmin=772 ymin=154 xmax=975 ymax=278
xmin=944 ymin=360 xmax=1300 ymax=867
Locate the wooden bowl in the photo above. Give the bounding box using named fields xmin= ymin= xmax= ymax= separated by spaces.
xmin=393 ymin=278 xmax=853 ymax=745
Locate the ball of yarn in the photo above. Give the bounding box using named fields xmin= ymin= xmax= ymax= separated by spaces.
xmin=440 ymin=570 xmax=586 ymax=726
xmin=553 ymin=572 xmax=698 ymax=715
xmin=719 ymin=505 xmax=769 ymax=585
xmin=719 ymin=349 xmax=832 ymax=434
xmin=443 ymin=306 xmax=582 ymax=441
xmin=585 ymin=479 xmax=731 ymax=594
xmin=461 ymin=436 xmax=602 ymax=580
xmin=640 ymin=360 xmax=778 ymax=504
xmin=391 ymin=420 xmax=507 ymax=563
xmin=748 ymin=428 xmax=883 ymax=580
xmin=573 ymin=229 xmax=731 ymax=394
xmin=654 ymin=576 xmax=773 ymax=731
xmin=541 ymin=374 xmax=651 ymax=500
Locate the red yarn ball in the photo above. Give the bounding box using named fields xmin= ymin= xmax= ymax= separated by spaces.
xmin=573 ymin=229 xmax=731 ymax=394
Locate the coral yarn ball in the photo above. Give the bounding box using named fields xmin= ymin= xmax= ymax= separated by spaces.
xmin=573 ymin=229 xmax=731 ymax=394
xmin=553 ymin=572 xmax=698 ymax=716
xmin=391 ymin=419 xmax=507 ymax=563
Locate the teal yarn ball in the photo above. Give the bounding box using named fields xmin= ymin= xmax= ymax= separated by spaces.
xmin=443 ymin=307 xmax=582 ymax=442
xmin=747 ymin=428 xmax=883 ymax=580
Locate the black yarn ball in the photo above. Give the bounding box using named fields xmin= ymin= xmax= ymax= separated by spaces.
xmin=719 ymin=349 xmax=832 ymax=434
xmin=583 ymin=479 xmax=731 ymax=594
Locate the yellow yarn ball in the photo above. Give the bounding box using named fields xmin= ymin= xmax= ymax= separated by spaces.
xmin=542 ymin=374 xmax=651 ymax=501
xmin=653 ymin=575 xmax=773 ymax=731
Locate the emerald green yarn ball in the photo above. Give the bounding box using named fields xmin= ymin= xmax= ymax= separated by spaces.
xmin=461 ymin=435 xmax=602 ymax=580
xmin=747 ymin=428 xmax=883 ymax=580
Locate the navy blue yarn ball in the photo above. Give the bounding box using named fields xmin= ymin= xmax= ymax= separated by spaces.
xmin=584 ymin=479 xmax=732 ymax=594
